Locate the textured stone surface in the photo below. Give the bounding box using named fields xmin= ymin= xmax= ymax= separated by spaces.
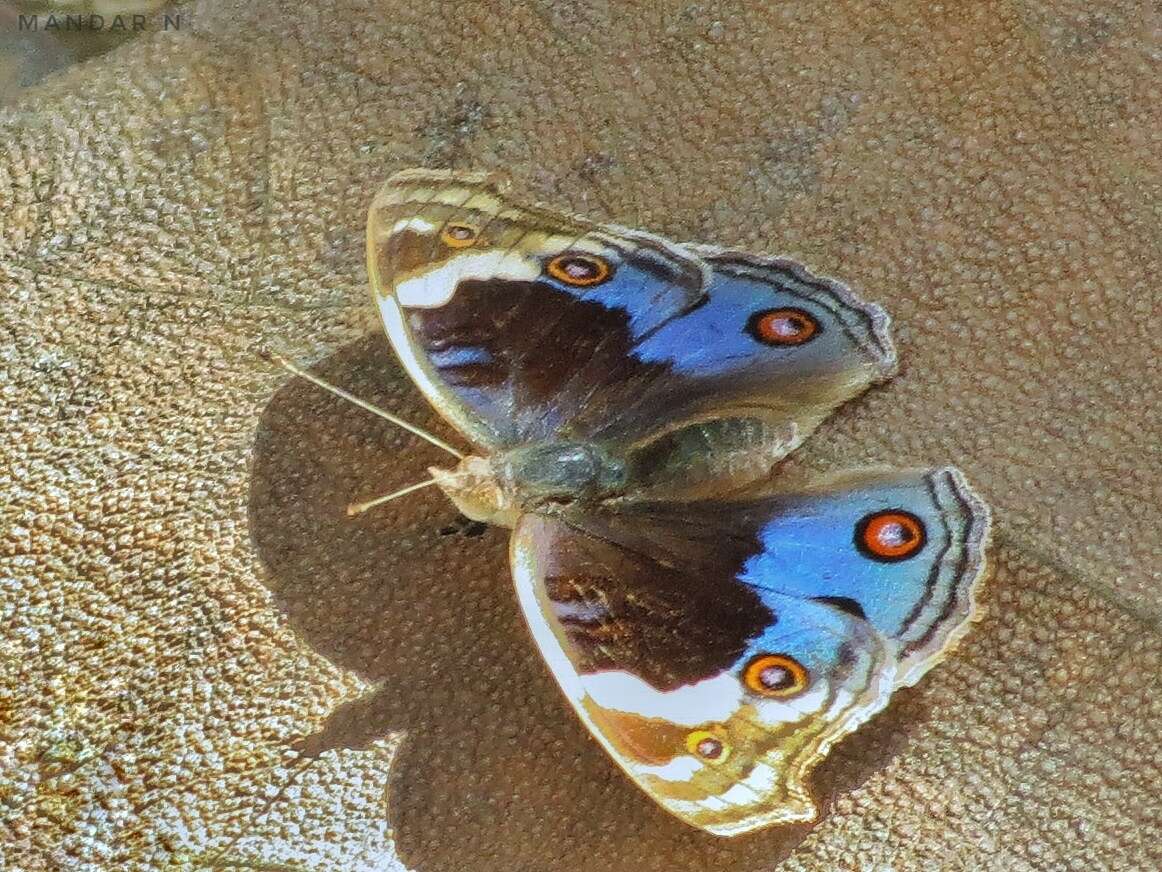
xmin=1 ymin=0 xmax=1159 ymax=869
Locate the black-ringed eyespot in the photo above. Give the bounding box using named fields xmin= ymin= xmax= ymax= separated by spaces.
xmin=686 ymin=728 xmax=731 ymax=764
xmin=743 ymin=654 xmax=809 ymax=698
xmin=855 ymin=510 xmax=926 ymax=562
xmin=746 ymin=307 xmax=820 ymax=346
xmin=546 ymin=253 xmax=613 ymax=287
xmin=441 ymin=223 xmax=478 ymax=248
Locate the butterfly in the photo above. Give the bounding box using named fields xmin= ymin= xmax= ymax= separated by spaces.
xmin=335 ymin=168 xmax=991 ymax=836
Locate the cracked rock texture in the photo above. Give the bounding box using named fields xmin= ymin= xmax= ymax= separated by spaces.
xmin=1 ymin=0 xmax=1159 ymax=870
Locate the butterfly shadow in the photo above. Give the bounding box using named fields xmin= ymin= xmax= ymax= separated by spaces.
xmin=248 ymin=334 xmax=929 ymax=872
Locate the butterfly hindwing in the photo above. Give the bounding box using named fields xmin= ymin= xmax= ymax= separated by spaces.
xmin=367 ymin=171 xmax=896 ymax=483
xmin=508 ymin=467 xmax=988 ymax=835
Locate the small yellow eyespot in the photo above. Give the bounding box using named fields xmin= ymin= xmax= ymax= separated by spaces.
xmin=686 ymin=728 xmax=731 ymax=764
xmin=441 ymin=223 xmax=478 ymax=248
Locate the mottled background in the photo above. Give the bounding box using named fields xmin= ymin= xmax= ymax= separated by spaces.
xmin=1 ymin=1 xmax=1159 ymax=870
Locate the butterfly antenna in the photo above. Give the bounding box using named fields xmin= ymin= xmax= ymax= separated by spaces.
xmin=264 ymin=350 xmax=464 ymax=460
xmin=346 ymin=472 xmax=469 ymax=518
xmin=346 ymin=478 xmax=442 ymax=516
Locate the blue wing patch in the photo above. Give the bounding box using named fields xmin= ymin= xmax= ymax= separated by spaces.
xmin=739 ymin=467 xmax=990 ymax=683
xmin=634 ymin=249 xmax=894 ymax=380
xmin=562 ymin=466 xmax=989 ymax=689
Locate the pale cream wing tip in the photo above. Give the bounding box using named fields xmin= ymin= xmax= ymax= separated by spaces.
xmin=384 ymin=166 xmax=505 ymax=190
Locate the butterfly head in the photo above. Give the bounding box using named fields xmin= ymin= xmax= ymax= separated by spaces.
xmin=428 ymin=456 xmax=518 ymax=528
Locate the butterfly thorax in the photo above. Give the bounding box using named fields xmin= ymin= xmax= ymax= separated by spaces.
xmin=429 ymin=442 xmax=628 ymax=528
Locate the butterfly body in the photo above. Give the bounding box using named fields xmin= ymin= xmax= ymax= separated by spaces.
xmin=363 ymin=169 xmax=991 ymax=836
xmin=425 ymin=439 xmax=626 ymax=528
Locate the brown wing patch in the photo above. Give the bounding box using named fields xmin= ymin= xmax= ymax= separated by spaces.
xmin=534 ymin=520 xmax=773 ymax=692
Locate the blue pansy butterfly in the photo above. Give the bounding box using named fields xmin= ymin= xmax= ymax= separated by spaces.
xmin=289 ymin=169 xmax=990 ymax=836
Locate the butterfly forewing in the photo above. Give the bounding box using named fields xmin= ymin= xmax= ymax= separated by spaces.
xmin=367 ymin=170 xmax=895 ymax=471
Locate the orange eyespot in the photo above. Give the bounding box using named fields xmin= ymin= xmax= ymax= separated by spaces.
xmin=855 ymin=510 xmax=926 ymax=562
xmin=743 ymin=654 xmax=809 ymax=698
xmin=686 ymin=727 xmax=731 ymax=764
xmin=441 ymin=223 xmax=478 ymax=248
xmin=747 ymin=307 xmax=819 ymax=346
xmin=546 ymin=253 xmax=612 ymax=287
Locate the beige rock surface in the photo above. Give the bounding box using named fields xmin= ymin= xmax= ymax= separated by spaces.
xmin=1 ymin=0 xmax=1158 ymax=870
